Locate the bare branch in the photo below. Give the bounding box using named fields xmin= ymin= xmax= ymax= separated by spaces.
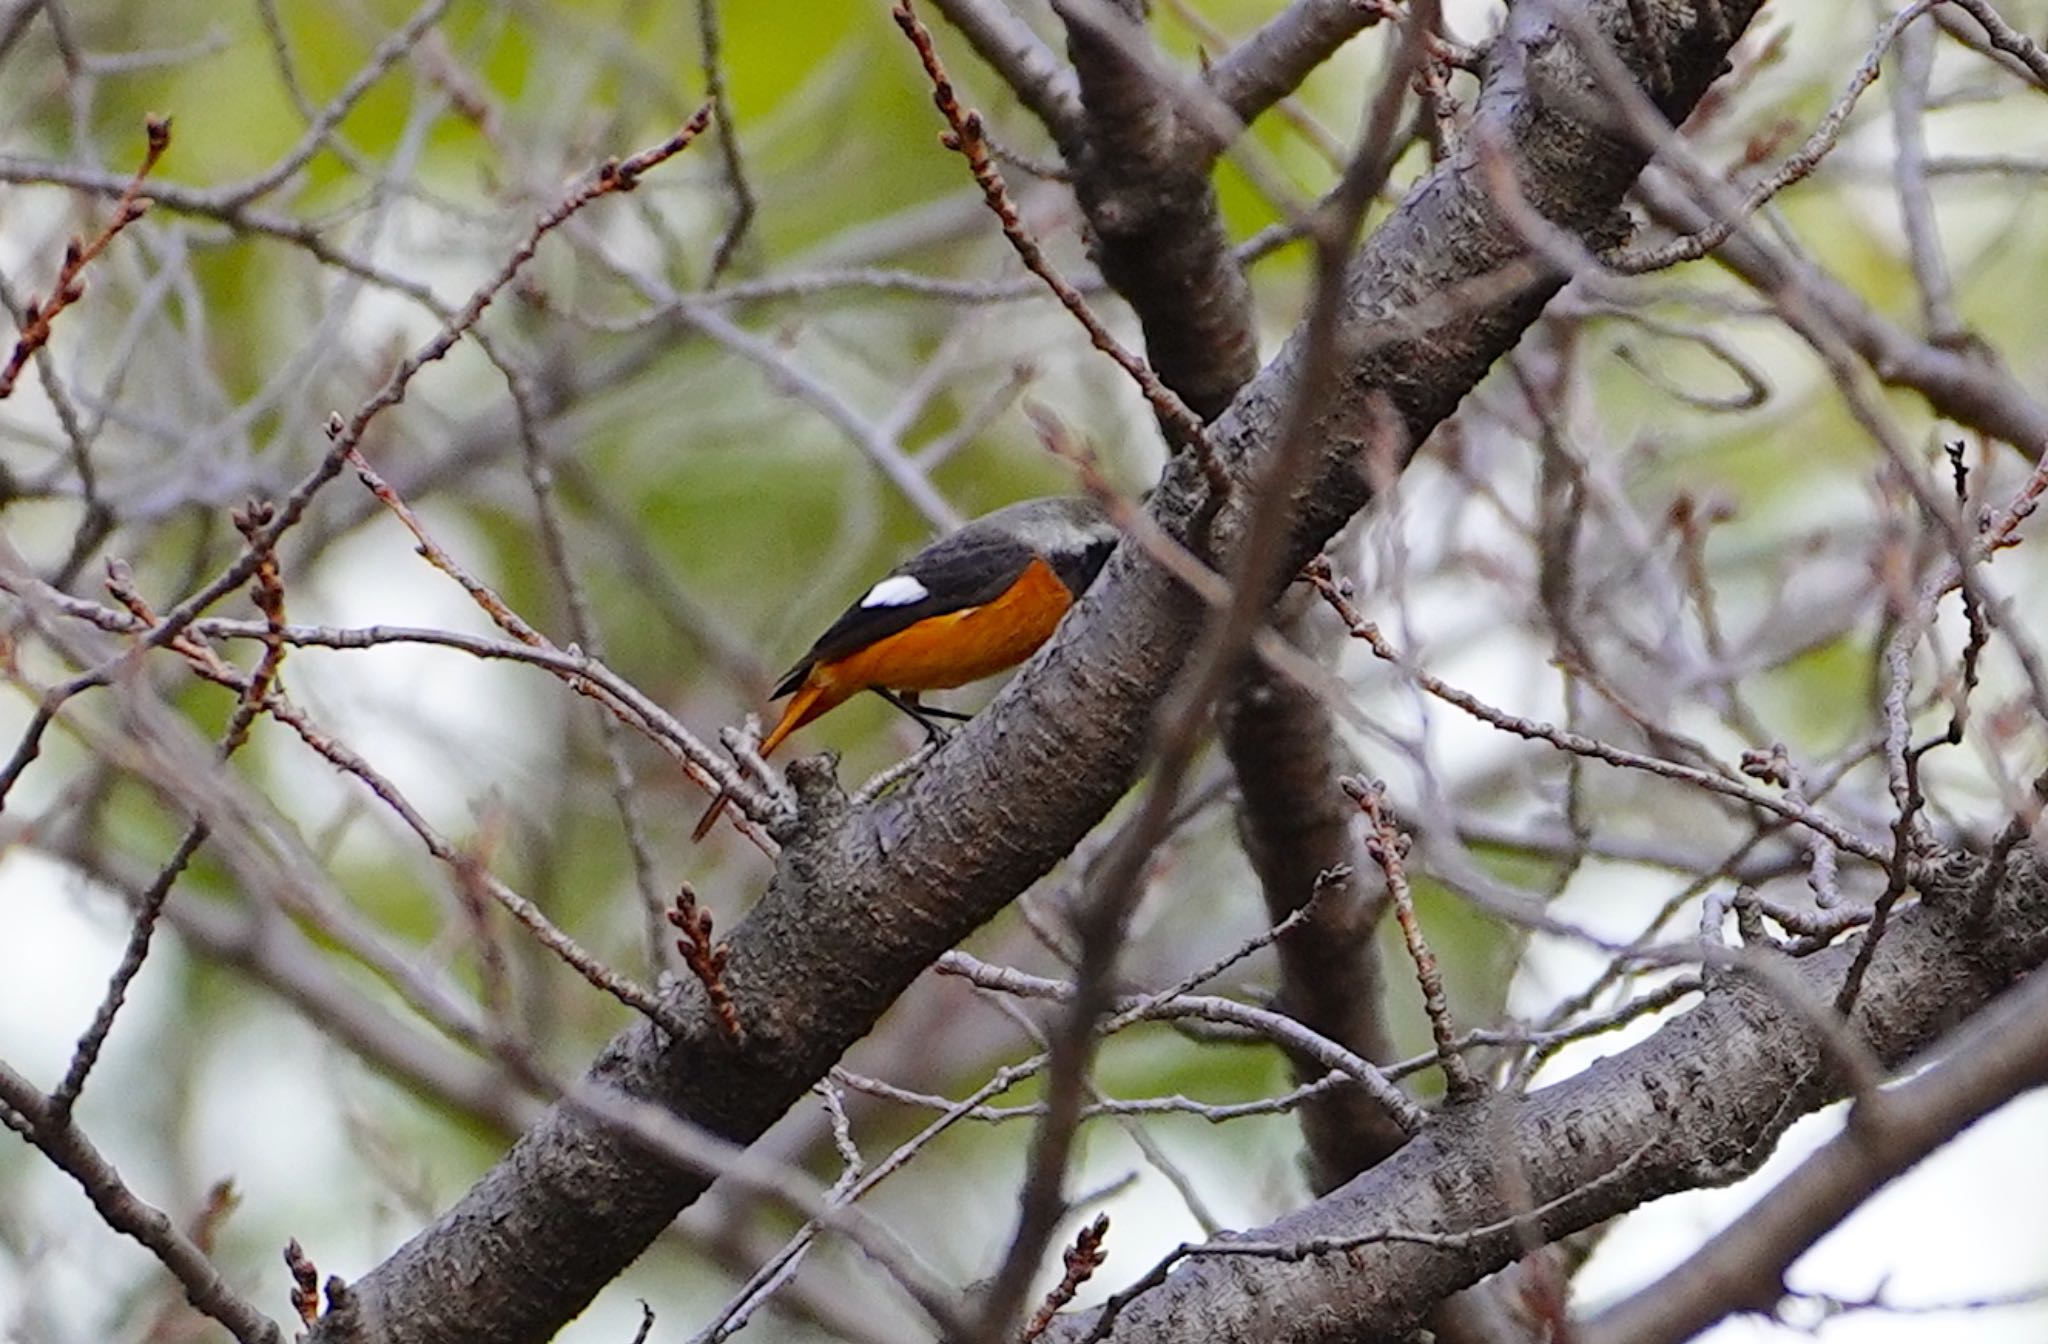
xmin=0 ymin=113 xmax=166 ymax=398
xmin=926 ymin=0 xmax=1088 ymax=145
xmin=1041 ymin=853 xmax=2048 ymax=1342
xmin=0 ymin=1059 xmax=284 ymax=1344
xmin=1205 ymin=0 xmax=1394 ymax=127
xmin=1583 ymin=942 xmax=2048 ymax=1344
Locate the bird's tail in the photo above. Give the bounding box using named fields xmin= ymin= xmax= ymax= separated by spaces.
xmin=690 ymin=681 xmax=831 ymax=841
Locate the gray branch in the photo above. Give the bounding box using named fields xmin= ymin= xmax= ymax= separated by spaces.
xmin=927 ymin=0 xmax=1087 ymax=147
xmin=1582 ymin=924 xmax=2048 ymax=1344
xmin=1205 ymin=0 xmax=1390 ymax=128
xmin=1043 ymin=852 xmax=2048 ymax=1343
xmin=1054 ymin=0 xmax=1259 ymax=420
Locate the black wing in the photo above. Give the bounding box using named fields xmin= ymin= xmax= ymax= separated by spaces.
xmin=771 ymin=527 xmax=1036 ymax=698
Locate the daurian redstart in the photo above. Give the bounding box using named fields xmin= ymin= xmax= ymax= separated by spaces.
xmin=692 ymin=495 xmax=1119 ymax=840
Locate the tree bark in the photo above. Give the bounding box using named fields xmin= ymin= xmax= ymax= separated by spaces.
xmin=1044 ymin=852 xmax=2048 ymax=1343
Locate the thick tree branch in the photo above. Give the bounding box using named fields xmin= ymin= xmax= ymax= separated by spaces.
xmin=307 ymin=5 xmax=1768 ymax=1340
xmin=1581 ymin=939 xmax=2048 ymax=1344
xmin=1231 ymin=660 xmax=1535 ymax=1344
xmin=1222 ymin=654 xmax=1536 ymax=1344
xmin=1205 ymin=0 xmax=1391 ymax=128
xmin=1053 ymin=0 xmax=1454 ymax=1318
xmin=1043 ymin=850 xmax=2048 ymax=1343
xmin=1046 ymin=0 xmax=1405 ymax=1194
xmin=1054 ymin=0 xmax=1258 ymax=420
xmin=927 ymin=0 xmax=1088 ymax=147
xmin=1219 ymin=664 xmax=1406 ymax=1180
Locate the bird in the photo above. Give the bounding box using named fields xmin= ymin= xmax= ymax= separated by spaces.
xmin=692 ymin=495 xmax=1119 ymax=841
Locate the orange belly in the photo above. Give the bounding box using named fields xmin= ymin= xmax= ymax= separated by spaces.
xmin=760 ymin=556 xmax=1075 ymax=755
xmin=822 ymin=556 xmax=1073 ymax=694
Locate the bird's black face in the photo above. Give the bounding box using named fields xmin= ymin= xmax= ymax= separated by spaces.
xmin=1051 ymin=532 xmax=1117 ymax=598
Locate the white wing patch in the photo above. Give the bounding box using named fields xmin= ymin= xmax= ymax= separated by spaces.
xmin=860 ymin=575 xmax=930 ymax=609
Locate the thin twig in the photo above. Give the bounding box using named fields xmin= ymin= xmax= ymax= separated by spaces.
xmin=890 ymin=1 xmax=1213 ymax=459
xmin=669 ymin=883 xmax=741 ymax=1044
xmin=1304 ymin=556 xmax=1889 ymax=863
xmin=342 ymin=443 xmax=773 ymax=850
xmin=1021 ymin=1214 xmax=1110 ymax=1342
xmin=936 ymin=951 xmax=1427 ymax=1131
xmin=0 ymin=1059 xmax=284 ymax=1344
xmin=0 ymin=109 xmax=715 ymax=813
xmin=0 ymin=114 xmax=167 ymax=398
xmin=502 ymin=372 xmax=675 ymax=973
xmin=696 ymin=0 xmax=755 ymax=280
xmin=1611 ymin=0 xmax=1940 ymax=274
xmin=1342 ymin=776 xmax=1482 ymax=1102
xmin=1948 ymin=0 xmax=2048 ymax=88
xmin=93 ymin=580 xmax=694 ymax=1041
xmin=47 ymin=502 xmax=288 ymax=1120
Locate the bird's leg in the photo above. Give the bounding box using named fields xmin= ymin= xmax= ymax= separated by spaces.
xmin=906 ymin=694 xmax=972 ymax=722
xmin=874 ymin=689 xmax=969 ymax=742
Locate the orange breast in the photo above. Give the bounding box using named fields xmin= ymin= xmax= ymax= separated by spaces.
xmin=817 ymin=556 xmax=1074 ymax=696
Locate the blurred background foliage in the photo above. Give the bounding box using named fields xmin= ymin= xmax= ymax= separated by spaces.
xmin=4 ymin=1 xmax=2048 ymax=1341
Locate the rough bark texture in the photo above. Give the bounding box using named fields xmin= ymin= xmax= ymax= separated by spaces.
xmin=308 ymin=5 xmax=1770 ymax=1340
xmin=1054 ymin=0 xmax=1409 ymax=1184
xmin=1205 ymin=0 xmax=1387 ymax=126
xmin=1220 ymin=656 xmax=1408 ymax=1180
xmin=1056 ymin=0 xmax=1260 ymax=421
xmin=1582 ymin=945 xmax=2048 ymax=1344
xmin=1053 ymin=5 xmax=1453 ymax=1322
xmin=1044 ymin=853 xmax=2048 ymax=1343
xmin=1222 ymin=648 xmax=1545 ymax=1344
